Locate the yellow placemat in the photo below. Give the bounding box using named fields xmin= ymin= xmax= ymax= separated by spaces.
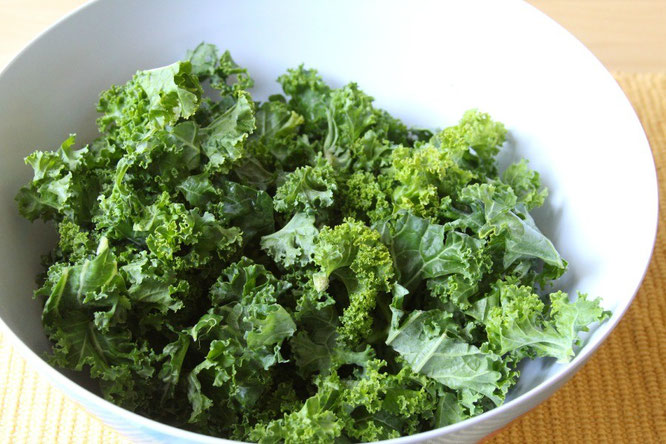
xmin=1 ymin=73 xmax=665 ymax=444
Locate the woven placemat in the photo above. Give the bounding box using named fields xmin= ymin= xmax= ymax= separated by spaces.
xmin=1 ymin=73 xmax=664 ymax=443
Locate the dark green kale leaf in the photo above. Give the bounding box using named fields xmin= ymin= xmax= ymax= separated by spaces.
xmin=376 ymin=212 xmax=490 ymax=291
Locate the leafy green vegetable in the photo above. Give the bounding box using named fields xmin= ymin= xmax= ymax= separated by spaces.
xmin=260 ymin=212 xmax=318 ymax=268
xmin=273 ymin=156 xmax=337 ymax=215
xmin=201 ymin=92 xmax=255 ymax=173
xmin=386 ymin=309 xmax=508 ymax=405
xmin=376 ymin=212 xmax=490 ymax=291
xmin=312 ymin=218 xmax=394 ymax=344
xmin=17 ymin=43 xmax=609 ymax=442
xmin=484 ymin=281 xmax=609 ymax=362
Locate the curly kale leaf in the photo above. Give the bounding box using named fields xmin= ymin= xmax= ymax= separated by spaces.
xmin=502 ymin=159 xmax=548 ymax=210
xmin=431 ymin=109 xmax=507 ymax=177
xmin=187 ymin=258 xmax=296 ymax=422
xmin=200 ymin=92 xmax=255 ymax=173
xmin=278 ymin=65 xmax=331 ymax=138
xmin=376 ymin=212 xmax=490 ymax=291
xmin=458 ymin=182 xmax=564 ymax=269
xmin=386 ymin=310 xmax=508 ymax=405
xmin=485 ymin=281 xmax=609 ymax=362
xmin=214 ymin=181 xmax=275 ymax=244
xmin=16 ymin=135 xmax=99 ymax=223
xmin=261 ymin=212 xmax=318 ymax=268
xmin=313 ymin=218 xmax=394 ymax=344
xmin=273 ymin=156 xmax=337 ymax=216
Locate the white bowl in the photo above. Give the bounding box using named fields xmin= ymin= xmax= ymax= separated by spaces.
xmin=0 ymin=1 xmax=658 ymax=443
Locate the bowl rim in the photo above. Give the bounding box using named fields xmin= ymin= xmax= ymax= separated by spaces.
xmin=0 ymin=0 xmax=659 ymax=442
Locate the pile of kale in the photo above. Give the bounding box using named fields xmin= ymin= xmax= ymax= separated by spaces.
xmin=16 ymin=44 xmax=607 ymax=443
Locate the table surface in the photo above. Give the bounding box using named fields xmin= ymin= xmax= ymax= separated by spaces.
xmin=1 ymin=0 xmax=665 ymax=72
xmin=1 ymin=2 xmax=664 ymax=444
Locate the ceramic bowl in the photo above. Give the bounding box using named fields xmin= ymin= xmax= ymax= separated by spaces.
xmin=0 ymin=1 xmax=658 ymax=443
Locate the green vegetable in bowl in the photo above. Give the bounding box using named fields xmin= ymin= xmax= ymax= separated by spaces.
xmin=16 ymin=43 xmax=608 ymax=443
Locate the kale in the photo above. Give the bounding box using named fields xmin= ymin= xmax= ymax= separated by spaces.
xmin=16 ymin=43 xmax=609 ymax=443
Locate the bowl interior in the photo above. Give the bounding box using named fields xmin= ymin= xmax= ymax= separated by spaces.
xmin=0 ymin=0 xmax=657 ymax=439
